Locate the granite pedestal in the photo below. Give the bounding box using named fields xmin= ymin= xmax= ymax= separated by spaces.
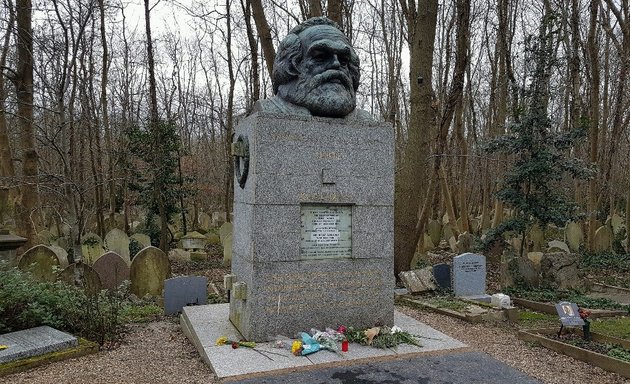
xmin=229 ymin=112 xmax=394 ymax=341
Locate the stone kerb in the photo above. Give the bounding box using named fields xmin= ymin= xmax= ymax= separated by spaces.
xmin=130 ymin=246 xmax=171 ymax=298
xmin=93 ymin=251 xmax=131 ymax=290
xmin=17 ymin=245 xmax=61 ymax=282
xmin=229 ymin=113 xmax=394 ymax=341
xmin=104 ymin=228 xmax=131 ymax=264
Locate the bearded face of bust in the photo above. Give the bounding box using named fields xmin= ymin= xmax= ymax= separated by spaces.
xmin=272 ymin=19 xmax=361 ymax=118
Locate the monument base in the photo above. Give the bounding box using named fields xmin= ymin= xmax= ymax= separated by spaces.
xmin=229 ymin=112 xmax=394 ymax=342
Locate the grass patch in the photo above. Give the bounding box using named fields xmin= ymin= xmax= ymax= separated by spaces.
xmin=120 ymin=303 xmax=163 ymax=323
xmin=517 ymin=310 xmax=557 ymax=329
xmin=591 ymin=317 xmax=630 ymax=340
xmin=505 ymin=287 xmax=629 ymax=311
xmin=423 ymin=297 xmax=469 ymax=312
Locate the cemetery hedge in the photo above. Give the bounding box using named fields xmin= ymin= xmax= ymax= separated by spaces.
xmin=0 ymin=267 xmax=125 ymax=346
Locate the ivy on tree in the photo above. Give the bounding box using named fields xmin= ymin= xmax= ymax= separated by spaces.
xmin=482 ymin=12 xmax=594 ymax=258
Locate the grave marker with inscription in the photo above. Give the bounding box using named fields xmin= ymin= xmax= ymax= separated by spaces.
xmin=0 ymin=326 xmax=77 ymax=364
xmin=452 ymin=253 xmax=490 ymax=301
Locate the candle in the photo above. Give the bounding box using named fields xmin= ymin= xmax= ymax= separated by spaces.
xmin=342 ymin=340 xmax=349 ymax=352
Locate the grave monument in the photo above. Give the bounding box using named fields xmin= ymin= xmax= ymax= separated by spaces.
xmin=228 ymin=17 xmax=394 ymax=341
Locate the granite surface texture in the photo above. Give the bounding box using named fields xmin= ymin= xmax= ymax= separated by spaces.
xmin=0 ymin=326 xmax=78 ymax=364
xmin=164 ymin=276 xmax=209 ymax=315
xmin=230 ymin=112 xmax=394 ymax=341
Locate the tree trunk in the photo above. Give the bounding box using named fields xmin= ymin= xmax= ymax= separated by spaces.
xmin=0 ymin=0 xmax=16 ymax=223
xmin=394 ymin=0 xmax=439 ymax=277
xmin=144 ymin=0 xmax=168 ymax=251
xmin=249 ymin=0 xmax=275 ymax=79
xmin=586 ymin=0 xmax=600 ymax=251
xmin=15 ymin=0 xmax=38 ymax=249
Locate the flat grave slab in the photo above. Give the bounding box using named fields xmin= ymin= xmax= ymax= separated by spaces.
xmin=0 ymin=326 xmax=78 ymax=364
xmin=181 ymin=304 xmax=468 ymax=380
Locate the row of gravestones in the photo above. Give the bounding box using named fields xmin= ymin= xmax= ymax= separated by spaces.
xmin=81 ymin=229 xmax=151 ymax=266
xmin=17 ymin=245 xmax=170 ymax=298
xmin=424 ymin=218 xmax=626 ymax=253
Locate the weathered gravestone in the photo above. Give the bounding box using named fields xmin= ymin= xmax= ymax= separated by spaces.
xmin=529 ymin=224 xmax=544 ymax=252
xmin=222 ymin=233 xmax=232 ymax=267
xmin=219 ymin=222 xmax=233 ymax=244
xmin=212 ymin=211 xmax=227 ymax=227
xmin=0 ymin=229 xmax=27 ymax=266
xmin=228 ymin=17 xmax=394 ymax=342
xmin=130 ymin=246 xmax=171 ymax=298
xmin=58 ymin=262 xmax=102 ymax=295
xmin=427 ymin=219 xmax=441 ymax=247
xmin=81 ymin=233 xmax=104 ymax=264
xmin=130 ymin=233 xmax=151 ymax=248
xmin=0 ymin=326 xmax=78 ymax=364
xmin=163 ymin=276 xmax=208 ymax=315
xmin=399 ymin=267 xmax=436 ymax=294
xmin=104 ymin=228 xmax=131 ymax=264
xmin=564 ymin=221 xmax=583 ymax=252
xmin=452 ymin=253 xmax=490 ymax=301
xmin=168 ymin=248 xmax=191 ymax=262
xmin=547 ymin=240 xmax=570 ymax=253
xmin=48 ymin=245 xmax=69 ymax=268
xmin=540 ymin=252 xmax=581 ymax=290
xmin=432 ymin=263 xmax=451 ymax=290
xmin=593 ymin=225 xmax=613 ymax=252
xmin=198 ymin=212 xmax=212 ymax=230
xmin=17 ymin=245 xmax=61 ymax=282
xmin=92 ymin=251 xmax=130 ymax=290
xmin=181 ymin=231 xmax=207 ymax=251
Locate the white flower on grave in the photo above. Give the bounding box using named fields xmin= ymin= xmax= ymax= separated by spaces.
xmin=391 ymin=326 xmax=403 ymax=334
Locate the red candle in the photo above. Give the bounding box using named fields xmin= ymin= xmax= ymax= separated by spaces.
xmin=342 ymin=340 xmax=349 ymax=352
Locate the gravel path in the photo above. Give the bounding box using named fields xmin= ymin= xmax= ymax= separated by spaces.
xmin=6 ymin=307 xmax=628 ymax=384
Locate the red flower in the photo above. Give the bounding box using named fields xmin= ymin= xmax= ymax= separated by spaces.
xmin=337 ymin=325 xmax=347 ymax=334
xmin=578 ymin=308 xmax=591 ymax=320
xmin=231 ymin=341 xmax=239 ymax=349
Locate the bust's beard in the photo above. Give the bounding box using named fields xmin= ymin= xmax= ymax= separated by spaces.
xmin=278 ymin=70 xmax=356 ymax=118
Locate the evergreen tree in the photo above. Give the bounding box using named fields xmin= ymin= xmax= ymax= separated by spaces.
xmin=483 ymin=12 xmax=594 ymax=259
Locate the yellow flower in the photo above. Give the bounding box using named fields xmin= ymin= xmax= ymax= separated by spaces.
xmin=291 ymin=340 xmax=302 ymax=355
xmin=216 ymin=336 xmax=229 ymax=346
xmin=0 ymin=345 xmax=7 ymax=350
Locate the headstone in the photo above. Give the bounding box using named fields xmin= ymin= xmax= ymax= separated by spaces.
xmin=163 ymin=276 xmax=208 ymax=315
xmin=547 ymin=240 xmax=570 ymax=253
xmin=0 ymin=230 xmax=27 ymax=266
xmin=104 ymin=228 xmax=131 ymax=264
xmin=168 ymin=248 xmax=191 ymax=262
xmin=398 ymin=267 xmax=437 ymax=294
xmin=427 ymin=219 xmax=441 ymax=247
xmin=211 ymin=211 xmax=227 ymax=227
xmin=35 ymin=229 xmax=54 ymax=245
xmin=92 ymin=251 xmax=130 ymax=290
xmin=528 ymin=224 xmax=544 ymax=252
xmin=593 ymin=225 xmax=613 ymax=252
xmin=130 ymin=246 xmax=171 ymax=298
xmin=452 ymin=253 xmax=489 ymax=300
xmin=206 ymin=232 xmax=221 ymax=245
xmin=447 ymin=236 xmax=457 ymax=252
xmin=17 ymin=245 xmax=61 ymax=282
xmin=222 ymin=233 xmax=232 ymax=267
xmin=564 ymin=221 xmax=583 ymax=252
xmin=555 ymin=301 xmax=584 ymax=326
xmin=540 ymin=252 xmax=582 ymax=290
xmin=422 ymin=233 xmax=435 ymax=251
xmin=198 ymin=212 xmax=212 ymax=230
xmin=130 ymin=233 xmax=151 ymax=248
xmin=456 ymin=231 xmax=474 ymax=253
xmin=610 ymin=213 xmax=624 ymax=234
xmin=527 ymin=251 xmax=544 ymax=269
xmin=469 ymin=218 xmax=480 ymax=234
xmin=48 ymin=244 xmax=69 ymax=268
xmin=0 ymin=326 xmax=78 ymax=364
xmin=218 ymin=222 xmax=233 ymax=244
xmin=180 ymin=231 xmax=208 ymax=251
xmin=57 ymin=262 xmax=102 ymax=295
xmin=432 ymin=263 xmax=451 ymax=290
xmin=442 ymin=224 xmax=454 ymax=242
xmin=81 ymin=233 xmax=104 ymax=264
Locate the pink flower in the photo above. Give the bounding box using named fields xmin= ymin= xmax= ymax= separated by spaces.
xmin=337 ymin=325 xmax=347 ymax=334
